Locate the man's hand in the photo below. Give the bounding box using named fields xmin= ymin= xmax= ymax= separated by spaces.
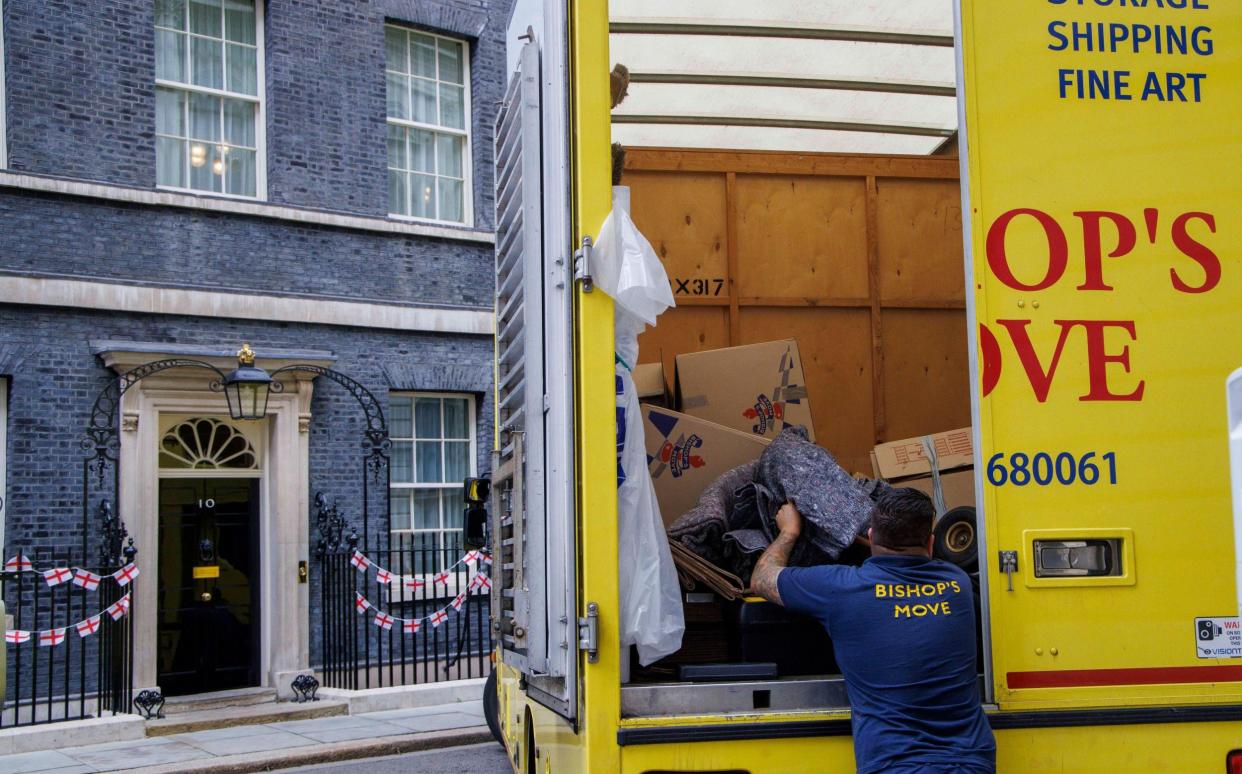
xmin=776 ymin=503 xmax=802 ymax=538
xmin=750 ymin=502 xmax=802 ymax=606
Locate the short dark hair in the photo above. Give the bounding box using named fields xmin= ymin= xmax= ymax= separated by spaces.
xmin=871 ymin=488 xmax=935 ymax=550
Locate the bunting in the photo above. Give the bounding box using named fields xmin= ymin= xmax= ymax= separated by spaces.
xmin=3 ymin=556 xmax=140 ymax=591
xmin=349 ymin=569 xmax=490 ymax=635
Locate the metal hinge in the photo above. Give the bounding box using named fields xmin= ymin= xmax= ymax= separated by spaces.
xmin=577 ymin=601 xmax=599 ymax=663
xmin=999 ymin=550 xmax=1018 ymax=592
xmin=574 ymin=236 xmax=594 ymax=293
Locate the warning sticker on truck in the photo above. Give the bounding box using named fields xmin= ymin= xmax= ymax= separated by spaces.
xmin=1195 ymin=617 xmax=1242 ymax=659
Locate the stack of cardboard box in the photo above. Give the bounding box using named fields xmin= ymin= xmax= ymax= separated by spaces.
xmin=641 ymin=340 xmax=814 ymax=528
xmin=641 ymin=338 xmax=975 ymax=533
xmin=634 ymin=338 xmax=976 ymax=676
xmin=870 ymin=427 xmax=975 ymax=512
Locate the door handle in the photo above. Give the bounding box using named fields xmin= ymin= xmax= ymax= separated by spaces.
xmin=200 ymin=591 xmax=212 ymax=602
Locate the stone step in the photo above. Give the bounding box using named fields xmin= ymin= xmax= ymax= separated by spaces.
xmin=146 ymin=698 xmax=348 ymax=737
xmin=161 ymin=687 xmax=279 ymax=715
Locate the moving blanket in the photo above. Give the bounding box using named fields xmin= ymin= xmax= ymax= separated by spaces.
xmin=668 ymin=428 xmax=879 ymax=581
xmin=732 ymin=426 xmax=875 ymax=566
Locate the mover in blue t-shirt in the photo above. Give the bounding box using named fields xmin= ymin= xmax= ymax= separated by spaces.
xmin=751 ymin=487 xmax=995 ymax=774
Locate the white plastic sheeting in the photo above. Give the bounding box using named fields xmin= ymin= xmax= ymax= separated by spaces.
xmin=597 ymin=186 xmax=685 ymax=667
xmin=610 ymin=0 xmax=957 ymax=155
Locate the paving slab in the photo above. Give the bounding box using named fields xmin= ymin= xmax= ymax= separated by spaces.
xmin=374 ymin=712 xmax=484 ymax=733
xmin=265 ymin=714 xmax=379 ymax=733
xmin=186 ymin=729 xmax=319 ymax=757
xmin=71 ymin=740 xmax=211 ymax=770
xmin=174 ymin=723 xmax=285 ymax=744
xmin=0 ymin=749 xmax=90 ymax=774
xmin=0 ymin=697 xmax=493 ymax=774
xmin=292 ymin=720 xmax=411 ymax=744
xmin=362 ymin=700 xmax=484 ymax=720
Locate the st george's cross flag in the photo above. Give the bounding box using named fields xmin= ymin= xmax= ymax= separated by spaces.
xmin=450 ymin=592 xmax=467 ymax=611
xmin=429 ymin=609 xmax=448 ymax=628
xmin=470 ymin=573 xmax=492 ymax=592
xmin=38 ymin=628 xmax=66 ymax=647
xmin=432 ymin=570 xmax=451 ymax=586
xmin=5 ymin=629 xmax=31 ymax=644
xmin=354 ymin=592 xmax=371 ymax=614
xmin=373 ymin=611 xmax=394 ymax=630
xmin=4 ymin=555 xmax=32 ymax=572
xmin=112 ymin=563 xmax=140 ymax=587
xmin=350 ymin=550 xmax=371 ymax=572
xmin=463 ymin=550 xmax=480 ymax=564
xmin=403 ymin=619 xmax=421 ymax=635
xmin=106 ymin=594 xmax=131 ymax=621
xmin=76 ymin=615 xmax=102 ymax=638
xmin=43 ymin=567 xmax=72 ymax=587
xmin=73 ymin=568 xmax=102 ymax=591
xmin=375 ymin=568 xmax=394 ymax=585
xmin=403 ymin=576 xmax=425 ymax=590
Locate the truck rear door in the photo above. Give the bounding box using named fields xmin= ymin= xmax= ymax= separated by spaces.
xmin=492 ymin=19 xmax=579 ymax=719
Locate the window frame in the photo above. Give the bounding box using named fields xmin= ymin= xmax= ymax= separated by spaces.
xmin=388 ymin=390 xmax=478 ymax=532
xmin=384 ymin=25 xmax=474 ymax=227
xmin=154 ymin=0 xmax=267 ymax=200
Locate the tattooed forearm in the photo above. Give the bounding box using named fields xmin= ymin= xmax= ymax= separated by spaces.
xmin=751 ymin=531 xmax=798 ymax=605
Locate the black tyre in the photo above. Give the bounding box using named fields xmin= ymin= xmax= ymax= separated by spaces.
xmin=483 ymin=668 xmax=503 ymax=746
xmin=934 ymin=506 xmax=978 ymax=571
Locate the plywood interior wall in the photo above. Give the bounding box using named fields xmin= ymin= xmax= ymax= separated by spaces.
xmin=623 ymin=149 xmax=971 ymax=474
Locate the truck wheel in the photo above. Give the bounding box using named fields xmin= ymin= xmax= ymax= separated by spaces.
xmin=934 ymin=506 xmax=978 ymax=571
xmin=483 ymin=669 xmax=503 ymax=746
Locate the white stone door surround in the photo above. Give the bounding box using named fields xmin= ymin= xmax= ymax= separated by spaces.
xmin=93 ymin=342 xmax=334 ymax=694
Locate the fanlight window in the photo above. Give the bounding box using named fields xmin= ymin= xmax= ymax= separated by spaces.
xmin=160 ymin=417 xmax=258 ymax=470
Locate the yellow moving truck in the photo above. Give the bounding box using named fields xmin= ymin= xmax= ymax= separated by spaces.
xmin=487 ymin=1 xmax=1242 ymax=771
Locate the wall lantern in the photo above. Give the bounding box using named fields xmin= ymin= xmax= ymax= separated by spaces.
xmin=221 ymin=343 xmax=273 ymax=421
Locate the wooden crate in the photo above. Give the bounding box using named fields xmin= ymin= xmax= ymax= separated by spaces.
xmin=623 ymin=148 xmax=971 ymax=475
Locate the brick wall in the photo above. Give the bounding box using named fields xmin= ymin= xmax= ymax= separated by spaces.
xmin=0 ymin=190 xmax=494 ymax=308
xmin=2 ymin=0 xmax=511 ymax=228
xmin=0 ymin=304 xmax=494 ymax=664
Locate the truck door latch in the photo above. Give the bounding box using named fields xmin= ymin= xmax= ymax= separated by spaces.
xmin=574 ymin=236 xmax=594 ymax=293
xmin=578 ymin=601 xmax=599 ymax=663
xmin=999 ymin=551 xmax=1018 ymax=592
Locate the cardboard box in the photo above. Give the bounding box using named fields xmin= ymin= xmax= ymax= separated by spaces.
xmin=643 ymin=405 xmax=770 ymax=527
xmin=871 ymin=427 xmax=976 ymax=512
xmin=674 ymin=340 xmax=815 ymax=442
xmin=871 ymin=427 xmax=973 ymax=480
xmin=902 ymin=468 xmax=976 ymax=512
xmin=632 ymin=362 xmax=670 ymax=407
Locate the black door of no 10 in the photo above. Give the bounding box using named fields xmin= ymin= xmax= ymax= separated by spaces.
xmin=157 ymin=478 xmax=260 ymax=696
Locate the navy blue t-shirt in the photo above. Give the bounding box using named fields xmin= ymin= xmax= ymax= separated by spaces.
xmin=778 ymin=555 xmax=995 ymax=774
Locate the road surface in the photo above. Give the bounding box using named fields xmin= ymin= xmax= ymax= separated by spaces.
xmin=288 ymin=742 xmax=512 ymax=773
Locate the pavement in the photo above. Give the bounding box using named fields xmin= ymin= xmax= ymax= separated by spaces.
xmin=0 ymin=700 xmax=495 ymax=774
xmin=286 ymin=742 xmax=511 ymax=773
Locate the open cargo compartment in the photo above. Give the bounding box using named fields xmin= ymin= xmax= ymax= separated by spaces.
xmin=608 ymin=2 xmax=984 ymax=720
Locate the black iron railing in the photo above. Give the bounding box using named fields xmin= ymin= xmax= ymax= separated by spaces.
xmin=318 ymin=533 xmax=491 ymax=690
xmin=1 ymin=548 xmax=135 ymax=728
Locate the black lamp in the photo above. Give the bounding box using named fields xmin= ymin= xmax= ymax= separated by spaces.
xmin=222 ymin=343 xmax=272 ymax=421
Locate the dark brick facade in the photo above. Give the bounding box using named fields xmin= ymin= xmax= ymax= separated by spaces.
xmin=0 ymin=191 xmax=493 ymax=308
xmin=0 ymin=0 xmax=512 ymax=676
xmin=3 ymin=0 xmax=510 ymax=230
xmin=0 ymin=305 xmax=494 ymax=665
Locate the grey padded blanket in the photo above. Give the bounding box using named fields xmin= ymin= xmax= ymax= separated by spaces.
xmin=667 ymin=427 xmax=880 ymax=579
xmin=665 ymin=461 xmax=756 ymax=569
xmin=728 ymin=426 xmax=876 ymax=568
